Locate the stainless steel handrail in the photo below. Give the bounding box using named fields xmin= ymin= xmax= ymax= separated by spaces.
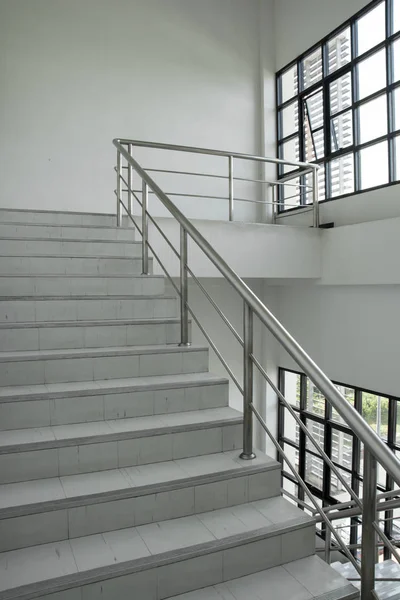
xmin=113 ymin=137 xmax=400 ymax=597
xmin=113 ymin=137 xmax=400 ymax=488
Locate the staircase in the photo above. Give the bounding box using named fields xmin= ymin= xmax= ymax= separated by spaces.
xmin=0 ymin=208 xmax=358 ymax=600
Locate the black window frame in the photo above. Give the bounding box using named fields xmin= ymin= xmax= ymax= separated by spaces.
xmin=278 ymin=367 xmax=400 ymax=560
xmin=276 ymin=0 xmax=400 ymax=213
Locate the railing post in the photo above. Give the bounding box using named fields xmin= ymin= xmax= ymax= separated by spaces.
xmin=116 ymin=151 xmax=122 ymax=227
xmin=179 ymin=226 xmax=190 ymax=346
xmin=272 ymin=185 xmax=277 ymax=224
xmin=312 ymin=167 xmax=320 ymax=228
xmin=141 ymin=180 xmax=149 ymax=275
xmin=325 ymin=525 xmax=331 ymax=564
xmin=229 ymin=156 xmax=234 ymax=222
xmin=361 ymin=449 xmax=377 ymax=600
xmin=128 ymin=143 xmax=133 ymax=216
xmin=240 ymin=302 xmax=256 ymax=460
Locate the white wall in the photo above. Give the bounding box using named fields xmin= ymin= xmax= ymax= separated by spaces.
xmin=0 ymin=0 xmax=276 ymax=221
xmin=148 ymin=217 xmax=321 ymax=279
xmin=274 ymin=283 xmax=400 ymax=398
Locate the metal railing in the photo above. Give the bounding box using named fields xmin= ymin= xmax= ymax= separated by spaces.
xmin=115 ymin=139 xmax=320 ymax=227
xmin=113 ymin=138 xmax=400 ymax=599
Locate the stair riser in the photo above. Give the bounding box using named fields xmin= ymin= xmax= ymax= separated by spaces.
xmin=0 ymin=383 xmax=229 ymax=430
xmin=0 ymin=277 xmax=165 ymax=297
xmin=0 ymin=224 xmax=135 ymax=241
xmin=0 ymin=348 xmax=208 ymax=387
xmin=0 ymin=210 xmax=118 ymax=227
xmin=0 ymin=321 xmax=185 ymax=352
xmin=0 ymin=240 xmax=141 ymax=258
xmin=0 ymin=470 xmax=280 ymax=552
xmin=0 ymin=298 xmax=176 ymax=323
xmin=0 ymin=423 xmax=241 ymax=484
xmin=0 ymin=256 xmax=152 ymax=276
xmin=26 ymin=524 xmax=315 ymax=600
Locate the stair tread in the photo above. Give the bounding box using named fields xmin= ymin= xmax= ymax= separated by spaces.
xmin=1 ymin=220 xmax=134 ymax=230
xmin=0 ymin=344 xmax=207 ymax=362
xmin=0 ymin=294 xmax=173 ymax=301
xmin=0 ymin=372 xmax=228 ymax=402
xmin=0 ymin=496 xmax=313 ymax=598
xmin=0 ymin=317 xmax=183 ymax=329
xmin=170 ymin=555 xmax=359 ymax=600
xmin=0 ymin=407 xmax=242 ymax=452
xmin=0 ymin=449 xmax=279 ymax=514
xmin=0 ymin=273 xmax=162 ymax=279
xmin=0 ymin=237 xmax=139 ymax=244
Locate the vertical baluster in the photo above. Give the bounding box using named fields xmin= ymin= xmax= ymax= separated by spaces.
xmin=128 ymin=144 xmax=133 ymax=216
xmin=361 ymin=449 xmax=377 ymax=600
xmin=116 ymin=151 xmax=122 ymax=227
xmin=240 ymin=302 xmax=256 ymax=460
xmin=229 ymin=156 xmax=234 ymax=222
xmin=179 ymin=226 xmax=190 ymax=346
xmin=141 ymin=180 xmax=149 ymax=275
xmin=312 ymin=167 xmax=320 ymax=228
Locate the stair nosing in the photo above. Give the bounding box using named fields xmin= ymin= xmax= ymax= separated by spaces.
xmin=0 ymin=237 xmax=140 ymax=244
xmin=0 ymin=373 xmax=228 ymax=403
xmin=0 ymin=273 xmax=161 ymax=279
xmin=0 ymin=411 xmax=243 ymax=455
xmin=0 ymin=512 xmax=315 ymax=600
xmin=0 ymin=454 xmax=279 ymax=519
xmin=0 ymin=255 xmax=147 ymax=261
xmin=0 ymin=208 xmax=117 ymax=218
xmin=0 ymin=221 xmax=134 ymax=231
xmin=0 ymin=344 xmax=207 ymax=363
xmin=0 ymin=294 xmax=174 ymax=301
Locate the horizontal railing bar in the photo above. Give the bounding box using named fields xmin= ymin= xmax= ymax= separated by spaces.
xmin=249 ymin=402 xmax=361 ymax=572
xmin=186 ymin=267 xmax=244 ymax=348
xmin=117 ymin=138 xmax=319 ymax=170
xmin=315 ymin=497 xmax=400 ymax=523
xmin=114 ymin=139 xmax=400 ymax=488
xmin=186 ymin=302 xmax=243 ymax=395
xmin=276 ymin=206 xmax=314 ymax=216
xmin=251 ymin=353 xmax=361 ymax=509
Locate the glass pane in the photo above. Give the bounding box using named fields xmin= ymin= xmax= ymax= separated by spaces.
xmin=306 ymin=380 xmax=325 ymax=416
xmin=283 ymin=442 xmax=299 ymax=472
xmin=281 ymin=64 xmax=298 ymax=104
xmin=394 ymin=39 xmax=400 ymax=83
xmin=284 ymin=371 xmax=301 ymax=407
xmin=305 ymin=418 xmax=324 ymax=451
xmin=332 ymin=386 xmax=355 ymax=423
xmin=302 ymin=47 xmax=323 ymax=89
xmin=279 ymin=137 xmax=300 ymax=174
xmin=358 ymin=49 xmax=386 ymax=100
xmin=280 ymin=177 xmax=301 ymax=209
xmin=328 ymin=27 xmax=351 ymax=73
xmin=396 ymin=401 xmax=400 ymax=445
xmin=360 ymin=141 xmax=389 ymax=189
xmin=331 ymin=110 xmax=353 ymax=152
xmin=331 ymin=468 xmax=352 ymax=502
xmin=280 ymin=101 xmax=299 ymax=139
xmin=330 ymin=72 xmax=352 ymax=115
xmin=356 ymin=1 xmax=386 ymax=56
xmin=282 ymin=477 xmax=298 ymax=503
xmin=284 ymin=409 xmax=300 ymax=444
xmin=305 ymin=165 xmax=326 ymax=203
xmin=330 ymin=153 xmax=355 ymax=197
xmin=359 ymin=94 xmax=387 ymax=144
xmin=395 ymin=136 xmax=400 ymax=180
xmin=362 ymin=392 xmax=389 ymax=440
xmin=395 ymin=87 xmax=400 ymax=131
xmin=331 ymin=429 xmax=353 ymax=469
xmin=304 ymin=90 xmax=324 ymax=130
xmin=305 ymin=453 xmax=323 ymax=489
xmin=305 ymin=128 xmax=324 ymax=161
xmin=395 ymin=0 xmax=400 ymax=33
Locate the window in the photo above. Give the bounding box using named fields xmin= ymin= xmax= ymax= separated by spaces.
xmin=279 ymin=368 xmax=400 ymax=559
xmin=276 ymin=0 xmax=400 ymax=211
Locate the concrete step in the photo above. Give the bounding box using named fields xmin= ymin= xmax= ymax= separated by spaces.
xmin=170 ymin=555 xmax=359 ymax=600
xmin=0 ymin=449 xmax=281 ymax=552
xmin=0 ymin=238 xmax=142 ymax=257
xmin=0 ymin=222 xmax=135 ymax=241
xmin=0 ymin=407 xmax=242 ymax=484
xmin=0 ymin=496 xmax=315 ymax=600
xmin=0 ymin=275 xmax=166 ymax=297
xmin=0 ymin=209 xmax=119 ymax=227
xmin=332 ymin=559 xmax=400 ymax=598
xmin=0 ymin=317 xmax=186 ymax=351
xmin=0 ymin=372 xmax=229 ymax=430
xmin=0 ymin=344 xmax=208 ymax=387
xmin=0 ymin=255 xmax=152 ymax=276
